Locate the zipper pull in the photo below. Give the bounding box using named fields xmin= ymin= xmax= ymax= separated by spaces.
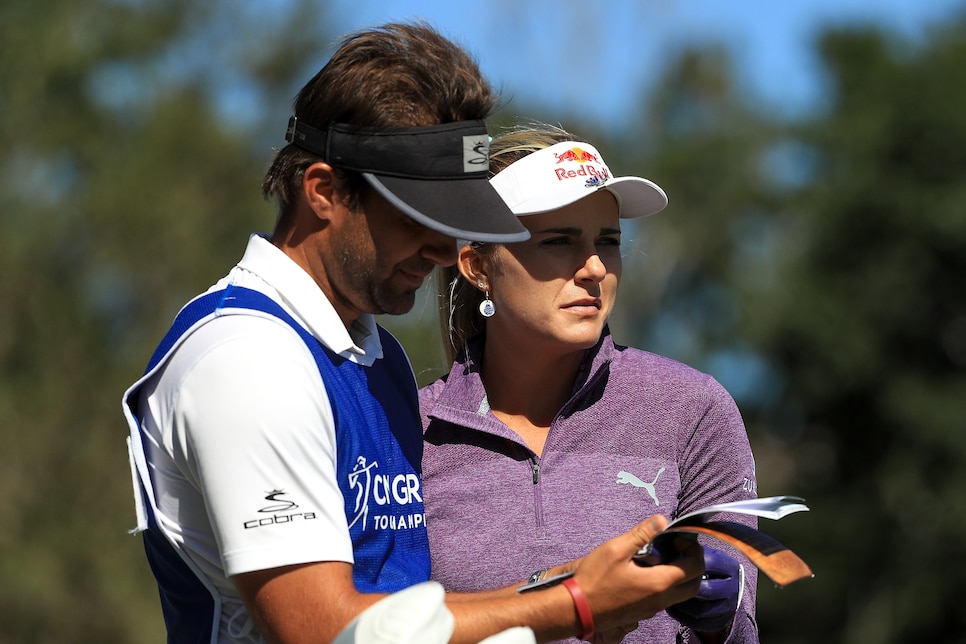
xmin=531 ymin=457 xmax=540 ymax=484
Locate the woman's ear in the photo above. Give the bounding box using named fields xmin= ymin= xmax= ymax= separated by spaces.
xmin=457 ymin=245 xmax=488 ymax=290
xmin=302 ymin=161 xmax=340 ymax=222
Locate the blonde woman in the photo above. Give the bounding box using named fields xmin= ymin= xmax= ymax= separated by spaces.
xmin=421 ymin=125 xmax=759 ymax=643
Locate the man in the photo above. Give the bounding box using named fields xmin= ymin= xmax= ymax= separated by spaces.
xmin=123 ymin=22 xmax=703 ymax=643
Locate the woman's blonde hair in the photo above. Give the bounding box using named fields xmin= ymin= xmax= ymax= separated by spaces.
xmin=436 ymin=123 xmax=587 ymax=364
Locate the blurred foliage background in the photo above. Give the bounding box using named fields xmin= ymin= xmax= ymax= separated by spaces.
xmin=2 ymin=0 xmax=964 ymax=642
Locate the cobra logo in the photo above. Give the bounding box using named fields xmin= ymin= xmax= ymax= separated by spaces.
xmin=259 ymin=489 xmax=298 ymax=513
xmin=243 ymin=490 xmax=317 ymax=529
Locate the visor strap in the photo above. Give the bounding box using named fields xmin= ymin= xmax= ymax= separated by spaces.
xmin=283 ymin=117 xmax=491 ymax=179
xmin=285 ymin=116 xmax=329 ymax=157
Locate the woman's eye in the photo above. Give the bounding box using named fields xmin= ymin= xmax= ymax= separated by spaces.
xmin=598 ymin=237 xmax=621 ymax=246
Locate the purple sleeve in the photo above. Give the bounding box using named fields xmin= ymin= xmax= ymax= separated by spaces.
xmin=677 ymin=376 xmax=760 ymax=643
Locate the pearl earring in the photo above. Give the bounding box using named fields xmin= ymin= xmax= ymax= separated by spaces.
xmin=478 ymin=281 xmax=495 ymax=318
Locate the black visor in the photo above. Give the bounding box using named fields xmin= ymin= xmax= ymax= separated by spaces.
xmin=285 ymin=118 xmax=530 ymax=243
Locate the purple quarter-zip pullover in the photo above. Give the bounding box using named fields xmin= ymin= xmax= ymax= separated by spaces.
xmin=420 ymin=329 xmax=760 ymax=643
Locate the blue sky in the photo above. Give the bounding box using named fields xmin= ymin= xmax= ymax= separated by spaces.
xmin=327 ymin=0 xmax=965 ymax=127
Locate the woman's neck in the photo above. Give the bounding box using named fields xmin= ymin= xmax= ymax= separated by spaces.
xmin=480 ymin=338 xmax=585 ymax=455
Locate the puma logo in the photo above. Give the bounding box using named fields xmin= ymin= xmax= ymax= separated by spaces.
xmin=616 ymin=467 xmax=666 ymax=507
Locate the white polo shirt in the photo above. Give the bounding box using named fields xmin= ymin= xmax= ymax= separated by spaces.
xmin=127 ymin=233 xmax=386 ymax=640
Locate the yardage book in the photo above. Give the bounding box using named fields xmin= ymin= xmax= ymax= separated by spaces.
xmin=637 ymin=495 xmax=813 ymax=587
xmin=518 ymin=495 xmax=813 ymax=593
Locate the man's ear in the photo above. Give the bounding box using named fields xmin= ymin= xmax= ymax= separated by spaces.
xmin=302 ymin=162 xmax=340 ymax=222
xmin=457 ymin=245 xmax=488 ymax=290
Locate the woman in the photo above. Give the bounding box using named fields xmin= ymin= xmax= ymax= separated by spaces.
xmin=420 ymin=125 xmax=759 ymax=643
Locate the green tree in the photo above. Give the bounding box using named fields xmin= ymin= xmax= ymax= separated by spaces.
xmin=744 ymin=20 xmax=966 ymax=641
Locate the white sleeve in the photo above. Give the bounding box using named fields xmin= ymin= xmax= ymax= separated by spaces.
xmin=167 ymin=315 xmax=353 ymax=576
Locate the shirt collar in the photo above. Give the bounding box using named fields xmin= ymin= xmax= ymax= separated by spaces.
xmin=234 ymin=233 xmax=383 ymax=363
xmin=432 ymin=329 xmax=617 ymax=423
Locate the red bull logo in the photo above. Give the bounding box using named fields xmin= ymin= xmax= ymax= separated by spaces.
xmin=553 ymin=146 xmax=608 ymax=184
xmin=554 ymin=147 xmax=600 ymax=164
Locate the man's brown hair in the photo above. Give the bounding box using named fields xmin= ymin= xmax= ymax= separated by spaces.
xmin=262 ymin=21 xmax=497 ymax=220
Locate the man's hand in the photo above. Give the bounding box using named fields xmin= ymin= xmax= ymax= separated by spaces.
xmin=235 ymin=518 xmax=707 ymax=644
xmin=666 ymin=547 xmax=743 ymax=634
xmin=570 ymin=516 xmax=705 ymax=634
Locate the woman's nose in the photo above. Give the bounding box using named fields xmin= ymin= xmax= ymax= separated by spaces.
xmin=577 ymin=253 xmax=606 ymax=282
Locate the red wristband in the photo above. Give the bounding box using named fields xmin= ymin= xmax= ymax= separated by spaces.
xmin=562 ymin=577 xmax=595 ymax=640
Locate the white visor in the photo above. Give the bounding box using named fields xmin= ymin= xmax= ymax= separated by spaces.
xmin=490 ymin=141 xmax=668 ymax=218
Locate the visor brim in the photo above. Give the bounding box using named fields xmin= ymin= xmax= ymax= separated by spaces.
xmin=364 ymin=173 xmax=531 ymax=244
